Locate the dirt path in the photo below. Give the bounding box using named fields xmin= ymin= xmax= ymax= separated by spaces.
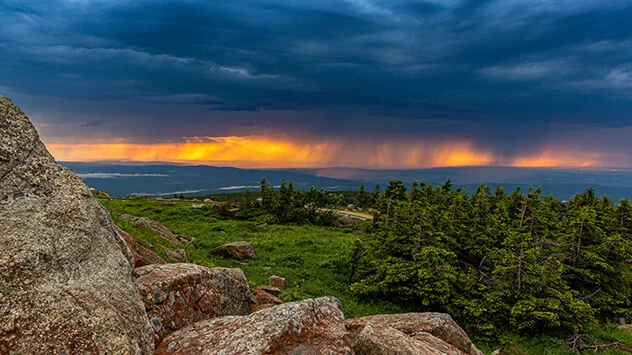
xmin=317 ymin=208 xmax=373 ymax=221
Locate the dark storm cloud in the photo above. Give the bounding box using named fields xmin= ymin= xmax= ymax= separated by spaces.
xmin=1 ymin=0 xmax=632 ymax=161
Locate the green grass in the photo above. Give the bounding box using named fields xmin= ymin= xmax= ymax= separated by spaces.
xmin=475 ymin=327 xmax=632 ymax=355
xmin=99 ymin=198 xmax=632 ymax=354
xmin=100 ymin=199 xmax=404 ymax=318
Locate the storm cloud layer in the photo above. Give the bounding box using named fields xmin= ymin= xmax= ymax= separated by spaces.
xmin=1 ymin=0 xmax=631 ymax=167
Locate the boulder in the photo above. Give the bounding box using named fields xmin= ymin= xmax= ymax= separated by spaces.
xmin=135 ymin=263 xmax=251 ymax=347
xmin=134 ymin=217 xmax=184 ymax=245
xmin=191 ymin=203 xmax=205 ymax=209
xmin=337 ymin=216 xmax=355 ymax=228
xmin=346 ymin=313 xmax=481 ymax=355
xmin=252 ymin=287 xmax=283 ymax=305
xmin=136 ymin=244 xmax=168 ymax=266
xmin=255 ymin=285 xmax=282 ymax=296
xmin=268 ymin=275 xmax=286 ymax=288
xmin=0 ymin=97 xmax=153 ymax=354
xmin=352 ymin=323 xmax=467 ymax=355
xmin=116 ymin=226 xmax=166 ymax=267
xmin=155 ymin=297 xmax=352 ymax=355
xmin=164 ymin=249 xmax=187 ymax=262
xmin=211 ymin=241 xmax=257 ymax=260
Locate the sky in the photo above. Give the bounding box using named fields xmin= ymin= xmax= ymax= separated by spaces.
xmin=1 ymin=0 xmax=631 ymax=169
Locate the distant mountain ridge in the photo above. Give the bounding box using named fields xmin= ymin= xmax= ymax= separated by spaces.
xmin=60 ymin=162 xmax=361 ymax=197
xmin=61 ymin=162 xmax=632 ymax=201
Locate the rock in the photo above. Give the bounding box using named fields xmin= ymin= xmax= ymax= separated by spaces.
xmin=116 ymin=226 xmax=141 ymax=267
xmin=116 ymin=226 xmax=166 ymax=267
xmin=134 ymin=217 xmax=184 ymax=245
xmin=337 ymin=216 xmax=355 ymax=228
xmin=346 ymin=312 xmax=479 ymax=355
xmin=352 ymin=323 xmax=467 ymax=355
xmin=252 ymin=288 xmax=283 ymax=305
xmin=120 ymin=213 xmax=139 ymax=223
xmin=136 ymin=244 xmax=168 ymax=266
xmin=155 ymin=297 xmax=352 ymax=355
xmin=164 ymin=249 xmax=187 ymax=262
xmin=211 ymin=200 xmax=238 ymax=214
xmin=257 ymin=223 xmax=268 ymax=228
xmin=255 ymin=285 xmax=282 ymax=296
xmin=122 ymin=215 xmax=193 ymax=245
xmin=0 ymin=97 xmax=153 ymax=354
xmin=491 ymin=350 xmax=501 ymax=355
xmin=135 ymin=263 xmax=251 ymax=347
xmin=413 ymin=332 xmax=471 ymax=354
xmin=191 ymin=203 xmax=205 ymax=209
xmin=211 ymin=241 xmax=257 ymax=260
xmin=347 ymin=204 xmax=356 ymax=210
xmin=268 ymin=275 xmax=286 ymax=288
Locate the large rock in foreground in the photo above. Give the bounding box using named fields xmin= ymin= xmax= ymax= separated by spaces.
xmin=135 ymin=264 xmax=252 ymax=347
xmin=352 ymin=323 xmax=468 ymax=355
xmin=0 ymin=97 xmax=153 ymax=354
xmin=346 ymin=313 xmax=482 ymax=355
xmin=156 ymin=297 xmax=352 ymax=355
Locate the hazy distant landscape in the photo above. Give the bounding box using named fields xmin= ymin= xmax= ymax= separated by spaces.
xmin=64 ymin=162 xmax=632 ymax=200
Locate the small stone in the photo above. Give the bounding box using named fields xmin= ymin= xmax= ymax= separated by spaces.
xmin=211 ymin=241 xmax=257 ymax=260
xmin=268 ymin=275 xmax=285 ymax=289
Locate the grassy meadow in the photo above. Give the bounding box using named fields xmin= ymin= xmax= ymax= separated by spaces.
xmin=101 ymin=198 xmax=404 ymax=318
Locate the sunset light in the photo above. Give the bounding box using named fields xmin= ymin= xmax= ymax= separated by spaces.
xmin=45 ymin=136 xmax=504 ymax=169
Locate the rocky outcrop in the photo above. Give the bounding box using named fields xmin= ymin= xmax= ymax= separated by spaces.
xmin=156 ymin=297 xmax=352 ymax=355
xmin=346 ymin=313 xmax=482 ymax=355
xmin=135 ymin=263 xmax=252 ymax=347
xmin=117 ymin=226 xmax=166 ymax=267
xmin=0 ymin=97 xmax=154 ymax=354
xmin=352 ymin=323 xmax=467 ymax=355
xmin=211 ymin=241 xmax=257 ymax=260
xmin=120 ymin=214 xmax=193 ymax=245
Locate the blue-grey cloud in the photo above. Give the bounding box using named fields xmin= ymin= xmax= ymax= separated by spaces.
xmin=1 ymin=0 xmax=631 ymax=162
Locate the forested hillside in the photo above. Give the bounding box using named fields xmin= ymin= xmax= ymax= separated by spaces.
xmin=233 ymin=179 xmax=632 ymax=340
xmin=345 ymin=181 xmax=632 ymax=340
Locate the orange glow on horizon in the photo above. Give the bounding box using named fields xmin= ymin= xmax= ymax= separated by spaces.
xmin=510 ymin=151 xmax=602 ymax=168
xmin=44 ymin=136 xmax=615 ymax=169
xmin=45 ymin=136 xmax=498 ymax=169
xmin=46 ymin=136 xmax=337 ymax=168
